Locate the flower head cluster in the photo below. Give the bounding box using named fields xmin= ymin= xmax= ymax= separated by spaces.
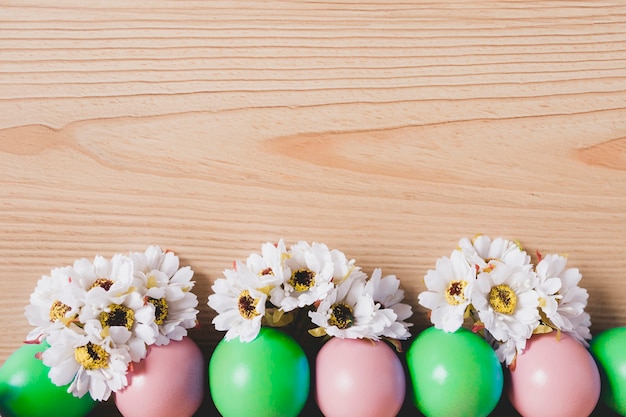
xmin=24 ymin=246 xmax=199 ymax=401
xmin=208 ymin=240 xmax=412 ymax=343
xmin=418 ymin=235 xmax=591 ymax=366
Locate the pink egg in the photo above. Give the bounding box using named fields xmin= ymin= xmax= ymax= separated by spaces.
xmin=316 ymin=338 xmax=405 ymax=417
xmin=115 ymin=337 xmax=206 ymax=417
xmin=507 ymin=333 xmax=600 ymax=417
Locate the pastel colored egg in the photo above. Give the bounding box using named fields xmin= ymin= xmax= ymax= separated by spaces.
xmin=115 ymin=337 xmax=205 ymax=417
xmin=507 ymin=332 xmax=600 ymax=417
xmin=590 ymin=327 xmax=626 ymax=416
xmin=0 ymin=342 xmax=95 ymax=417
xmin=315 ymin=337 xmax=406 ymax=417
xmin=209 ymin=327 xmax=310 ymax=417
xmin=406 ymin=327 xmax=503 ymax=417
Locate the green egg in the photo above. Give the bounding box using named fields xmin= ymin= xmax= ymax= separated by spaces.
xmin=590 ymin=327 xmax=626 ymax=416
xmin=0 ymin=342 xmax=96 ymax=417
xmin=208 ymin=327 xmax=310 ymax=417
xmin=406 ymin=327 xmax=504 ymax=417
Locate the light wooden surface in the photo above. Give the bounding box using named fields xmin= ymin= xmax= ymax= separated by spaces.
xmin=1 ymin=1 xmax=625 ymax=416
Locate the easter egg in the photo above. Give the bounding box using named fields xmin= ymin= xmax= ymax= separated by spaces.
xmin=590 ymin=327 xmax=626 ymax=416
xmin=507 ymin=332 xmax=600 ymax=417
xmin=315 ymin=337 xmax=405 ymax=417
xmin=406 ymin=327 xmax=503 ymax=417
xmin=115 ymin=337 xmax=205 ymax=417
xmin=0 ymin=342 xmax=95 ymax=417
xmin=208 ymin=327 xmax=310 ymax=417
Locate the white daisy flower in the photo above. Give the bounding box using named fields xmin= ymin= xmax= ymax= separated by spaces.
xmin=245 ymin=239 xmax=290 ymax=286
xmin=208 ymin=261 xmax=269 ymax=342
xmin=493 ymin=335 xmax=527 ymax=366
xmin=42 ymin=321 xmax=132 ymax=401
xmin=459 ymin=235 xmax=531 ymax=272
xmin=328 ymin=246 xmax=365 ymax=285
xmin=567 ymin=310 xmax=592 ymax=345
xmin=73 ymin=254 xmax=138 ymax=308
xmin=535 ymin=253 xmax=591 ymax=344
xmin=270 ymin=241 xmax=347 ymax=312
xmin=131 ymin=246 xmax=199 ymax=345
xmin=24 ymin=265 xmax=86 ymax=342
xmin=421 ymin=236 xmax=593 ymax=367
xmin=76 ymin=254 xmax=156 ymax=363
xmin=471 ymin=264 xmax=540 ymax=348
xmin=309 ymin=276 xmax=396 ymax=340
xmin=534 ymin=257 xmax=563 ymax=325
xmin=364 ymin=268 xmax=413 ymax=340
xmin=418 ymin=250 xmax=476 ymax=333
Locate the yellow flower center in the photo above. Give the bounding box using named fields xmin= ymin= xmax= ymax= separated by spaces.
xmin=258 ymin=267 xmax=274 ymax=276
xmin=74 ymin=342 xmax=109 ymax=370
xmin=100 ymin=304 xmax=135 ymax=330
xmin=238 ymin=290 xmax=260 ymax=320
xmin=49 ymin=300 xmax=72 ymax=322
xmin=329 ymin=303 xmax=354 ymax=330
xmin=489 ymin=284 xmax=517 ymax=314
xmin=288 ymin=268 xmax=315 ymax=292
xmin=90 ymin=278 xmax=114 ymax=291
xmin=148 ymin=297 xmax=169 ymax=325
xmin=146 ymin=275 xmax=158 ymax=289
xmin=445 ymin=280 xmax=468 ymax=305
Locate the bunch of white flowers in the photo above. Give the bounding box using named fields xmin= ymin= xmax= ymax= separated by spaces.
xmin=418 ymin=235 xmax=591 ymax=366
xmin=208 ymin=240 xmax=413 ymax=344
xmin=24 ymin=246 xmax=199 ymax=401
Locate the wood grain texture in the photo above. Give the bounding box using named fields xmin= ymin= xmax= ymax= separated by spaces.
xmin=1 ymin=1 xmax=625 ymax=415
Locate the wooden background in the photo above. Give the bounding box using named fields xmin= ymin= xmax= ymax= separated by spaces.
xmin=1 ymin=1 xmax=625 ymax=416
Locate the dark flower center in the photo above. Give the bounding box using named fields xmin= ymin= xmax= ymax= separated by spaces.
xmin=91 ymin=278 xmax=114 ymax=291
xmin=445 ymin=280 xmax=468 ymax=305
xmin=289 ymin=268 xmax=315 ymax=292
xmin=259 ymin=267 xmax=274 ymax=276
xmin=49 ymin=300 xmax=72 ymax=322
xmin=329 ymin=303 xmax=354 ymax=329
xmin=74 ymin=342 xmax=109 ymax=370
xmin=489 ymin=284 xmax=517 ymax=314
xmin=148 ymin=297 xmax=169 ymax=325
xmin=238 ymin=290 xmax=260 ymax=320
xmin=100 ymin=304 xmax=135 ymax=330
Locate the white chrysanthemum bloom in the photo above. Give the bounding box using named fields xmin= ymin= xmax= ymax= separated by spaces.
xmin=493 ymin=336 xmax=527 ymax=366
xmin=131 ymin=246 xmax=199 ymax=346
xmin=471 ymin=264 xmax=540 ymax=350
xmin=76 ymin=254 xmax=156 ymax=362
xmin=24 ymin=265 xmax=87 ymax=342
xmin=534 ymin=259 xmax=562 ymax=324
xmin=535 ymin=254 xmax=591 ymax=345
xmin=567 ymin=310 xmax=592 ymax=345
xmin=245 ymin=239 xmax=290 ymax=286
xmin=309 ymin=276 xmax=396 ymax=340
xmin=328 ymin=247 xmax=365 ymax=285
xmin=270 ymin=241 xmax=351 ymax=312
xmin=459 ymin=235 xmax=531 ymax=272
xmin=418 ymin=250 xmax=476 ymax=333
xmin=364 ymin=268 xmax=413 ymax=340
xmin=42 ymin=322 xmax=132 ymax=401
xmin=208 ymin=261 xmax=269 ymax=342
xmin=73 ymin=254 xmax=138 ymax=308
